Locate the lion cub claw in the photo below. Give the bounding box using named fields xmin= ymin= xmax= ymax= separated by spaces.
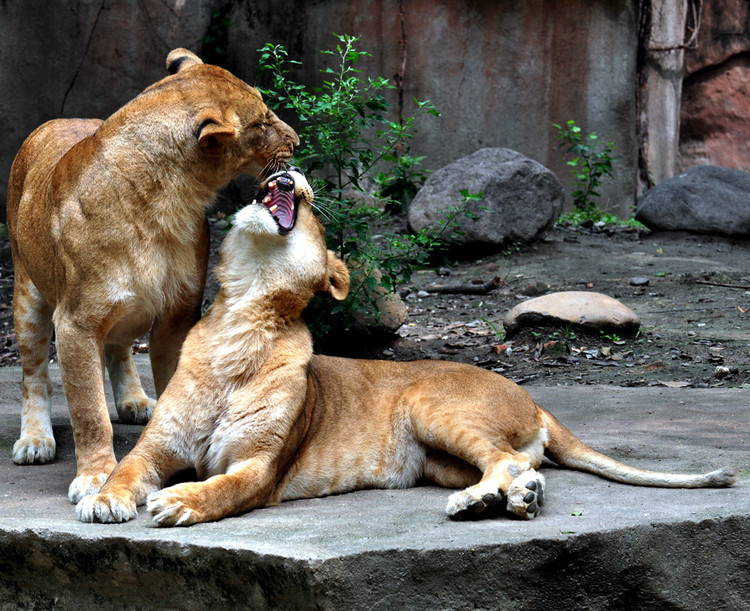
xmin=147 ymin=486 xmax=202 ymax=527
xmin=77 ymin=492 xmax=138 ymax=524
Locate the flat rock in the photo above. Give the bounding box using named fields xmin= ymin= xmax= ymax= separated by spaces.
xmin=408 ymin=148 xmax=563 ymax=251
xmin=504 ymin=291 xmax=640 ymax=335
xmin=635 ymin=165 xmax=750 ymax=237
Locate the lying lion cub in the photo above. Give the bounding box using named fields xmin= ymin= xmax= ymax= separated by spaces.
xmin=7 ymin=48 xmax=298 ymax=504
xmin=78 ymin=170 xmax=735 ymax=525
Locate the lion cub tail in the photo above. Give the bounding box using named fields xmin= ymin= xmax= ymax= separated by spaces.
xmin=539 ymin=408 xmax=736 ymax=488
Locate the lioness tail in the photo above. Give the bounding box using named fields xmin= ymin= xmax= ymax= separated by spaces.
xmin=540 ymin=408 xmax=736 ymax=488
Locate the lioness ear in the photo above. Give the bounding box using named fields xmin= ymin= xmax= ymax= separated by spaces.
xmin=166 ymin=48 xmax=203 ymax=74
xmin=326 ymin=251 xmax=350 ymax=301
xmin=197 ymin=117 xmax=237 ymax=152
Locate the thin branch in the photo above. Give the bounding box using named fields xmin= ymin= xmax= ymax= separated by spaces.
xmin=423 ymin=276 xmax=504 ymax=295
xmin=695 ymin=279 xmax=750 ymax=290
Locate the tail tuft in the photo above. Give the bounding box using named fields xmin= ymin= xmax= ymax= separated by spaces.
xmin=705 ymin=467 xmax=736 ymax=488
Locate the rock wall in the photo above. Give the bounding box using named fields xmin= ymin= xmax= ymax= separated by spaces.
xmin=679 ymin=1 xmax=750 ymax=172
xmin=0 ymin=0 xmax=638 ymax=219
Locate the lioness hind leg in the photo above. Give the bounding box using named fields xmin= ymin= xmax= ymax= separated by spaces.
xmin=12 ymin=271 xmax=56 ymax=465
xmin=105 ymin=343 xmax=155 ymax=424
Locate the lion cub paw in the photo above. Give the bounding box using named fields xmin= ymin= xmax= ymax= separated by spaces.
xmin=445 ymin=486 xmax=506 ymax=520
xmin=116 ymin=396 xmax=156 ymax=425
xmin=68 ymin=473 xmax=110 ymax=504
xmin=12 ymin=435 xmax=56 ymax=465
xmin=76 ymin=492 xmax=138 ymax=523
xmin=146 ymin=486 xmax=201 ymax=527
xmin=506 ymin=469 xmax=545 ymax=520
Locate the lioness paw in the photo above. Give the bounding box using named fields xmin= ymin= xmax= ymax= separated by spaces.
xmin=12 ymin=435 xmax=56 ymax=464
xmin=77 ymin=492 xmax=137 ymax=523
xmin=146 ymin=488 xmax=201 ymax=527
xmin=68 ymin=473 xmax=109 ymax=504
xmin=446 ymin=487 xmax=505 ymax=521
xmin=506 ymin=469 xmax=545 ymax=520
xmin=116 ymin=396 xmax=156 ymax=425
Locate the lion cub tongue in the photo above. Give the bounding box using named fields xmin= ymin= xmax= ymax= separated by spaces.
xmin=262 ymin=180 xmax=295 ymax=231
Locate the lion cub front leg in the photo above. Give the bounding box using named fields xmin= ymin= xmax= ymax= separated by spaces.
xmin=76 ymin=450 xmax=165 ymax=523
xmin=147 ymin=457 xmax=276 ymax=526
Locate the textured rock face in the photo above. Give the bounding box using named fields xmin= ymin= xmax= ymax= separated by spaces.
xmin=408 ymin=148 xmax=564 ymax=251
xmin=504 ymin=291 xmax=640 ymax=336
xmin=635 ymin=165 xmax=750 ymax=237
xmin=680 ymin=1 xmax=750 ymax=173
xmin=0 ymin=1 xmax=639 ymax=219
xmin=680 ymin=54 xmax=750 ymax=172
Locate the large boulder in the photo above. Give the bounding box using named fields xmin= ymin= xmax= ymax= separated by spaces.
xmin=635 ymin=165 xmax=750 ymax=236
xmin=408 ymin=148 xmax=564 ymax=250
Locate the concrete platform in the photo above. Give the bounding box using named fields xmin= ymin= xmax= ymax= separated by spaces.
xmin=0 ymin=356 xmax=748 ymax=610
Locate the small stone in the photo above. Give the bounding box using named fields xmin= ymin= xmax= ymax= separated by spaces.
xmin=714 ymin=366 xmax=737 ymax=379
xmin=629 ymin=277 xmax=650 ymax=286
xmin=521 ymin=280 xmax=551 ymax=297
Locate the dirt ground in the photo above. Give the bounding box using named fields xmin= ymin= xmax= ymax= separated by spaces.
xmin=0 ymin=219 xmax=748 ymax=389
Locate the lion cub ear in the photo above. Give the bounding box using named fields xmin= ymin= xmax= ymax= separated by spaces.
xmin=326 ymin=251 xmax=350 ymax=301
xmin=197 ymin=116 xmax=237 ymax=152
xmin=166 ymin=48 xmax=203 ymax=74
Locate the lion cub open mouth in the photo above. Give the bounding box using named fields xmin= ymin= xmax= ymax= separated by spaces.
xmin=256 ymin=169 xmax=305 ymax=234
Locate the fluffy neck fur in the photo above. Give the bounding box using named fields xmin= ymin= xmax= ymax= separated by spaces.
xmin=200 ymin=229 xmax=316 ymax=383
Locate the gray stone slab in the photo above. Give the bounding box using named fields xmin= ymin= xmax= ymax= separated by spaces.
xmin=0 ymin=356 xmax=748 ymax=609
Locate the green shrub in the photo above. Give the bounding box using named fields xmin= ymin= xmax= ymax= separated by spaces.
xmin=258 ymin=34 xmax=476 ymax=341
xmin=553 ymin=120 xmax=615 ymax=222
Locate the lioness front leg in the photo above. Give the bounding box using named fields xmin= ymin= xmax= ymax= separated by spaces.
xmin=148 ymin=225 xmax=208 ymax=396
xmin=55 ymin=319 xmax=118 ymax=503
xmin=147 ymin=457 xmax=275 ymax=526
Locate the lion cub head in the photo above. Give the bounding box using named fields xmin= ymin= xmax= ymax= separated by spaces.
xmin=217 ymin=170 xmax=349 ymax=313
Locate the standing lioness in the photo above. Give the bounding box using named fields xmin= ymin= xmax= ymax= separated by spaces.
xmin=78 ymin=170 xmax=734 ymax=526
xmin=7 ymin=48 xmax=298 ymax=503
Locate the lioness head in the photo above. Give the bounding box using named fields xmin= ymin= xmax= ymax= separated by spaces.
xmin=131 ymin=48 xmax=301 ymax=187
xmin=218 ymin=170 xmax=349 ymax=307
